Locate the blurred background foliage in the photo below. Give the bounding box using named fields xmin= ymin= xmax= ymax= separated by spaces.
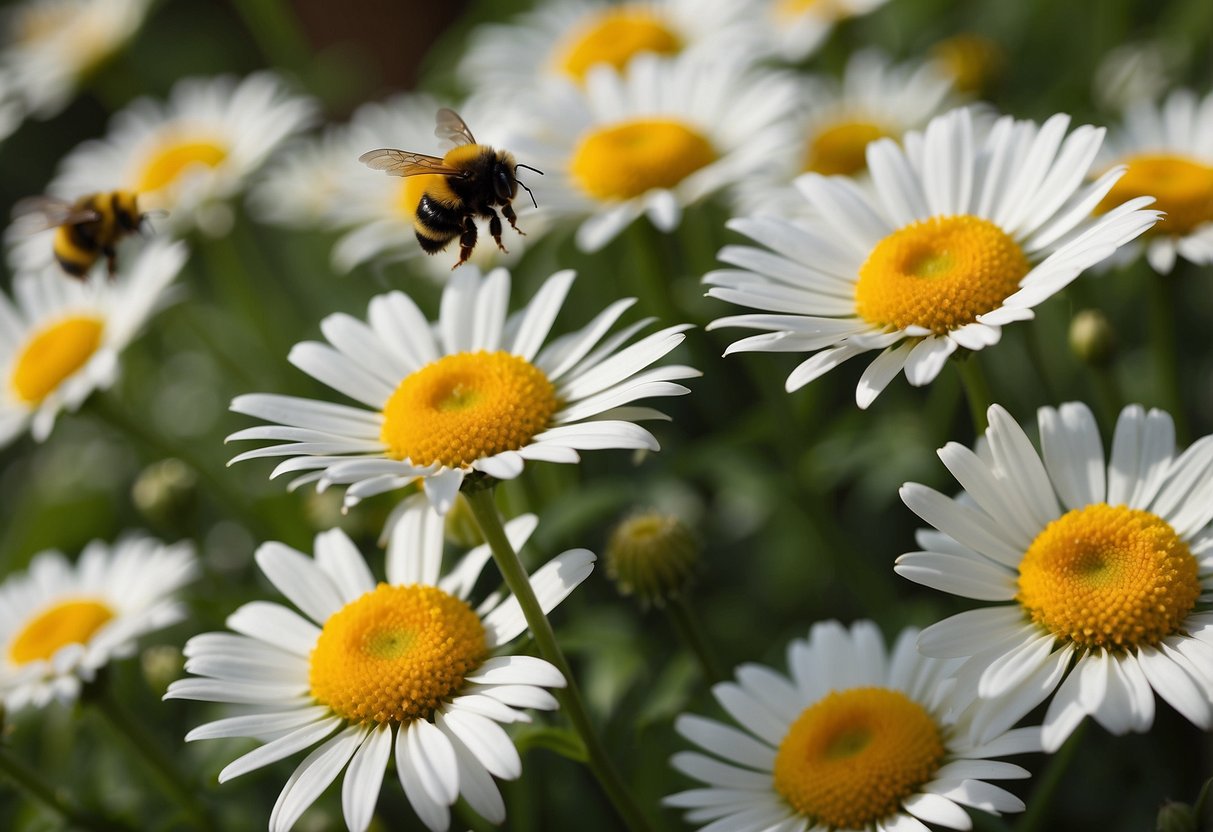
xmin=2 ymin=0 xmax=1213 ymax=830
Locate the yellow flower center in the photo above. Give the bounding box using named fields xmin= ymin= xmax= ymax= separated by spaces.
xmin=9 ymin=599 xmax=115 ymax=664
xmin=775 ymin=0 xmax=847 ymax=21
xmin=1017 ymin=504 xmax=1200 ymax=651
xmin=380 ymin=350 xmax=559 ymax=468
xmin=570 ymin=119 xmax=716 ymax=201
xmin=557 ymin=8 xmax=682 ymax=82
xmin=855 ymin=215 xmax=1030 ymax=334
xmin=308 ymin=584 xmax=486 ymax=724
xmin=135 ymin=137 xmax=229 ymax=194
xmin=773 ymin=687 xmax=945 ymax=828
xmin=11 ymin=316 xmax=105 ymax=404
xmin=1098 ymin=154 xmax=1213 ymax=237
xmin=804 ymin=121 xmax=890 ymax=176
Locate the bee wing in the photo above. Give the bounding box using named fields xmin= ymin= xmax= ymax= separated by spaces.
xmin=358 ymin=149 xmax=462 ymax=177
xmin=10 ymin=196 xmax=99 ymax=232
xmin=435 ymin=108 xmax=477 ymax=147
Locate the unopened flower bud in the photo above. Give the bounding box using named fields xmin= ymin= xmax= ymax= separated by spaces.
xmin=605 ymin=510 xmax=699 ymax=606
xmin=141 ymin=645 xmax=184 ymax=697
xmin=131 ymin=458 xmax=197 ymax=527
xmin=1069 ymin=308 xmax=1117 ymax=367
xmin=1155 ymin=799 xmax=1197 ymax=832
xmin=444 ymin=493 xmax=485 ymax=548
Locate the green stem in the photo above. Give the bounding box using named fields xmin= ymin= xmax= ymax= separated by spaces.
xmin=1089 ymin=362 xmax=1124 ymax=436
xmin=229 ymin=0 xmax=315 ymax=81
xmin=89 ymin=683 xmax=216 ymax=831
xmin=955 ymin=353 xmax=993 ymax=435
xmin=663 ymin=594 xmax=726 ymax=686
xmin=88 ymin=393 xmax=279 ymax=543
xmin=464 ymin=487 xmax=656 ymax=832
xmin=1016 ymin=721 xmax=1087 ymax=832
xmin=1148 ymin=273 xmax=1189 ymax=442
xmin=1024 ymin=325 xmax=1061 ymax=407
xmin=0 ymin=746 xmax=134 ymax=832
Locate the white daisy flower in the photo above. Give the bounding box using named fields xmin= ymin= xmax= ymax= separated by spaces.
xmin=896 ymin=402 xmax=1213 ymax=752
xmin=1096 ymin=88 xmax=1213 ymax=273
xmin=733 ymin=49 xmax=956 ymax=217
xmin=747 ymin=0 xmax=892 ymax=63
xmin=0 ymin=67 xmax=25 ymax=143
xmin=28 ymin=71 xmax=315 ymax=248
xmin=246 ymin=127 xmax=355 ymax=231
xmin=666 ymin=619 xmax=1041 ymax=832
xmin=227 ymin=266 xmax=698 ymax=514
xmin=513 ymin=50 xmax=797 ymax=253
xmin=0 ymin=0 xmax=150 ymax=121
xmin=0 ymin=535 xmax=196 ymax=712
xmin=1092 ymin=40 xmax=1174 ymax=115
xmin=706 ymin=107 xmax=1160 ymax=408
xmin=0 ymin=238 xmax=186 ymax=447
xmin=457 ymin=0 xmax=753 ymax=95
xmin=322 ymin=93 xmax=542 ymax=276
xmin=166 ymin=508 xmax=596 ymax=832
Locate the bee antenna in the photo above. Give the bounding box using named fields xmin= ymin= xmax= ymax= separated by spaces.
xmin=517 ymin=178 xmax=539 ymax=209
xmin=515 ymin=164 xmax=544 ymax=176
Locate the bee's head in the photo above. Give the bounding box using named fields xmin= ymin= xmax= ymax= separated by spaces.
xmin=491 ymin=157 xmax=518 ymax=203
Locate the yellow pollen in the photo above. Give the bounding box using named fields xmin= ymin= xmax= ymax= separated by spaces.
xmin=570 ymin=119 xmax=716 ymax=201
xmin=1017 ymin=504 xmax=1199 ymax=651
xmin=309 ymin=584 xmax=486 ymax=724
xmin=380 ymin=350 xmax=559 ymax=468
xmin=9 ymin=599 xmax=115 ymax=665
xmin=774 ymin=687 xmax=945 ymax=828
xmin=135 ymin=138 xmax=228 ymax=194
xmin=1098 ymin=154 xmax=1213 ymax=237
xmin=804 ymin=121 xmax=890 ymax=176
xmin=11 ymin=316 xmax=104 ymax=404
xmin=855 ymin=215 xmax=1030 ymax=334
xmin=557 ymin=8 xmax=682 ymax=82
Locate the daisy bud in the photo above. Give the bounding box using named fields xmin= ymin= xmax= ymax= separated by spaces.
xmin=605 ymin=510 xmax=699 ymax=606
xmin=1069 ymin=308 xmax=1117 ymax=367
xmin=140 ymin=645 xmax=185 ymax=697
xmin=444 ymin=493 xmax=485 ymax=548
xmin=1155 ymin=800 xmax=1197 ymax=832
xmin=132 ymin=459 xmax=197 ymax=527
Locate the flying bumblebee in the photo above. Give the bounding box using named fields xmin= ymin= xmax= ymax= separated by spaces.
xmin=12 ymin=190 xmax=151 ymax=279
xmin=358 ymin=108 xmax=541 ymax=269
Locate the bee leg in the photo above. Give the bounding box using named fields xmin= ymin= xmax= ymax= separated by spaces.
xmin=488 ymin=211 xmax=509 ymax=254
xmin=454 ymin=215 xmax=478 ymax=270
xmin=502 ymin=202 xmax=526 ymax=236
xmin=104 ymin=246 xmax=118 ymax=279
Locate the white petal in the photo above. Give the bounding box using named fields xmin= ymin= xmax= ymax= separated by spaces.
xmin=255 ymin=542 xmax=346 ymax=624
xmin=342 ymin=724 xmax=393 ymax=832
xmin=269 ymin=725 xmax=366 ymax=832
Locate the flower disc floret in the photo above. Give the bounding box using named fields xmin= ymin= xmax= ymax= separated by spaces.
xmin=855 ymin=215 xmax=1029 ymax=334
xmin=1098 ymin=154 xmax=1213 ymax=237
xmin=804 ymin=121 xmax=889 ymax=176
xmin=9 ymin=599 xmax=114 ymax=664
xmin=10 ymin=315 xmax=104 ymax=404
xmin=558 ymin=9 xmax=681 ymax=81
xmin=570 ymin=119 xmax=716 ymax=201
xmin=309 ymin=584 xmax=486 ymax=724
xmin=1017 ymin=504 xmax=1199 ymax=651
xmin=773 ymin=687 xmax=945 ymax=828
xmin=135 ymin=138 xmax=228 ymax=194
xmin=380 ymin=350 xmax=559 ymax=468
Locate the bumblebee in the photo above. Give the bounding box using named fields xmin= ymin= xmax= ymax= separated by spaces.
xmin=13 ymin=190 xmax=149 ymax=279
xmin=359 ymin=108 xmax=541 ymax=269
